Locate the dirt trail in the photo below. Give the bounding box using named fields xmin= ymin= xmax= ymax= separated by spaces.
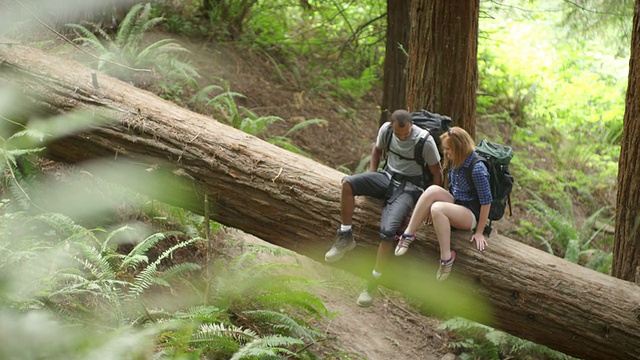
xmin=239 ymin=231 xmax=454 ymax=360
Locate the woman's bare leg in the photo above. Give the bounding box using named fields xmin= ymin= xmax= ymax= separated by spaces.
xmin=431 ymin=202 xmax=475 ymax=260
xmin=404 ymin=185 xmax=453 ymax=235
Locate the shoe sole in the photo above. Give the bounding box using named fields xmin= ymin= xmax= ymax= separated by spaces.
xmin=436 ymin=250 xmax=456 ymax=281
xmin=394 ymin=246 xmax=408 ymax=256
xmin=324 ymin=241 xmax=356 ymax=262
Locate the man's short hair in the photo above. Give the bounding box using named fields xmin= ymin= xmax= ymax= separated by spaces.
xmin=390 ymin=109 xmax=412 ymax=127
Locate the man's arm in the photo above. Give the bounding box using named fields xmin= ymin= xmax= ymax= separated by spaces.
xmin=428 ymin=163 xmax=443 ymax=187
xmin=370 ymin=145 xmax=382 ymax=172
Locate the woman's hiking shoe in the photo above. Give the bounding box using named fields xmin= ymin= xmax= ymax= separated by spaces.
xmin=394 ymin=233 xmax=416 ymax=256
xmin=324 ymin=230 xmax=356 ymax=262
xmin=436 ymin=250 xmax=456 ymax=281
xmin=356 ymin=277 xmax=380 ymax=307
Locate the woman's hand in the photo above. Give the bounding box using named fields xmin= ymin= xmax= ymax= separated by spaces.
xmin=423 ymin=214 xmax=432 ymax=226
xmin=470 ymin=233 xmax=487 ymax=251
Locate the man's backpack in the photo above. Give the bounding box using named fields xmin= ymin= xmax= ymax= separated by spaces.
xmin=383 ymin=110 xmax=452 ymax=186
xmin=466 ymin=139 xmax=515 ymax=234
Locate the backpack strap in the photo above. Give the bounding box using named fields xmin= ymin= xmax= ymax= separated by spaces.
xmin=465 ymin=153 xmax=493 ymax=235
xmin=413 ymin=131 xmax=428 ymax=165
xmin=465 ymin=153 xmax=482 ymax=191
xmin=383 ymin=126 xmax=431 ymax=187
xmin=384 ymin=126 xmax=430 ymax=162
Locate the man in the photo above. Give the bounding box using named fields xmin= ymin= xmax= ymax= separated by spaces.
xmin=324 ymin=109 xmax=443 ymax=307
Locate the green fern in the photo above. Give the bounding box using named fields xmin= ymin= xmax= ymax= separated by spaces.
xmin=281 ymin=119 xmax=328 ymax=137
xmin=201 ymin=87 xmax=326 ymax=155
xmin=66 ymin=3 xmax=198 ymax=83
xmin=174 ymin=305 xmax=228 ymax=323
xmin=524 ymin=196 xmax=613 ymax=273
xmin=230 ymin=335 xmax=303 ymax=360
xmin=194 ymin=322 xmax=258 ymax=344
xmin=127 ymin=236 xmax=201 ymax=299
xmin=243 ymin=309 xmax=324 ymax=340
xmin=440 ymin=317 xmax=573 ymax=360
xmin=525 ymin=199 xmax=577 ymax=252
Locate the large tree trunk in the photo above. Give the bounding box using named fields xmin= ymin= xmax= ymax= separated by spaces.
xmin=379 ymin=0 xmax=410 ymax=126
xmin=406 ymin=0 xmax=479 ymax=137
xmin=1 ymin=44 xmax=640 ymax=360
xmin=613 ymin=0 xmax=640 ymax=283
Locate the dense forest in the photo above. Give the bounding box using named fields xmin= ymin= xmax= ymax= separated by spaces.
xmin=1 ymin=0 xmax=639 ymax=359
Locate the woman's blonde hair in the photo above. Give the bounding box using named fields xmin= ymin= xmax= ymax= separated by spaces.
xmin=440 ymin=126 xmax=476 ymax=169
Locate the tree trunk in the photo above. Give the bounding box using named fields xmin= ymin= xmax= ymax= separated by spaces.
xmin=406 ymin=0 xmax=478 ymax=137
xmin=379 ymin=0 xmax=410 ymax=126
xmin=2 ymin=43 xmax=640 ymax=360
xmin=613 ymin=0 xmax=640 ymax=283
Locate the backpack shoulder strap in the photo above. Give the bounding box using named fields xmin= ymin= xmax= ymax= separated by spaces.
xmin=413 ymin=129 xmax=430 ymax=165
xmin=466 ymin=153 xmax=483 ymax=190
xmin=384 ymin=125 xmax=393 ymax=152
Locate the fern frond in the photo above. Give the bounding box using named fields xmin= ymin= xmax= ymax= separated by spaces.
xmin=564 ymin=238 xmax=581 ymax=263
xmin=195 ymin=323 xmax=258 ymax=343
xmin=127 ymin=4 xmax=158 ymax=47
xmin=267 ymin=136 xmax=311 ymax=156
xmin=114 ymin=3 xmax=145 ymax=48
xmin=8 ymin=129 xmax=48 ymax=143
xmin=72 ymin=242 xmax=117 ymax=280
xmin=156 ymin=262 xmax=201 ymax=284
xmin=32 ymin=213 xmax=98 ymax=242
xmin=283 ymin=118 xmax=327 ymax=137
xmin=582 ymin=249 xmax=612 ymax=274
xmin=135 ymin=38 xmax=186 ymax=56
xmin=243 ymin=310 xmax=323 ymax=340
xmin=485 ymin=329 xmax=509 ymax=347
xmin=525 ymin=200 xmax=577 ymax=250
xmin=255 ymin=290 xmax=328 ymax=319
xmin=127 ymin=237 xmax=199 ymax=299
xmin=2 ymin=147 xmax=47 ymax=165
xmin=174 ymin=305 xmax=227 ymax=323
xmin=126 ymin=231 xmax=172 ymax=259
xmin=239 ymin=115 xmax=283 ymax=136
xmin=230 ymin=335 xmax=303 ymax=360
xmin=66 ymin=23 xmax=111 ymax=56
xmin=190 ymin=85 xmax=224 ymax=104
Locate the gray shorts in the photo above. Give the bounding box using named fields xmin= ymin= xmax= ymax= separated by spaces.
xmin=343 ymin=171 xmax=422 ymax=240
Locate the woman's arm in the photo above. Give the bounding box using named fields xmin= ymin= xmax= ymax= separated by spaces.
xmin=470 ymin=203 xmax=490 ymax=251
xmin=470 ymin=161 xmax=492 ymax=251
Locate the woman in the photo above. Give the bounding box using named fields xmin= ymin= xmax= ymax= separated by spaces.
xmin=393 ymin=127 xmax=492 ymax=281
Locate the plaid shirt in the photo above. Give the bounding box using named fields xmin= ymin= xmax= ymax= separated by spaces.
xmin=449 ymin=153 xmax=493 ymax=205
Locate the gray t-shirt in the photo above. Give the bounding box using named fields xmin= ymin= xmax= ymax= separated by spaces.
xmin=375 ymin=122 xmax=441 ymax=177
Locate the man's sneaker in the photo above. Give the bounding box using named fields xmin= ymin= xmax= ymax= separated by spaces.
xmin=324 ymin=230 xmax=356 ymax=262
xmin=356 ymin=277 xmax=380 ymax=307
xmin=436 ymin=250 xmax=456 ymax=281
xmin=394 ymin=233 xmax=416 ymax=256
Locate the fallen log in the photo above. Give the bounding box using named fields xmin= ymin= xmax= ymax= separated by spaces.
xmin=1 ymin=43 xmax=640 ymax=360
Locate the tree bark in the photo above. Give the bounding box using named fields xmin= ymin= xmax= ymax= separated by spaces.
xmin=406 ymin=0 xmax=478 ymax=137
xmin=379 ymin=0 xmax=410 ymax=126
xmin=1 ymin=43 xmax=640 ymax=360
xmin=613 ymin=0 xmax=640 ymax=283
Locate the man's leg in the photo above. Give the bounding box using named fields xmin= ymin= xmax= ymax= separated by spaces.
xmin=340 ymin=180 xmax=355 ymax=225
xmin=325 ymin=172 xmax=389 ymax=263
xmin=357 ymin=191 xmax=414 ymax=307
